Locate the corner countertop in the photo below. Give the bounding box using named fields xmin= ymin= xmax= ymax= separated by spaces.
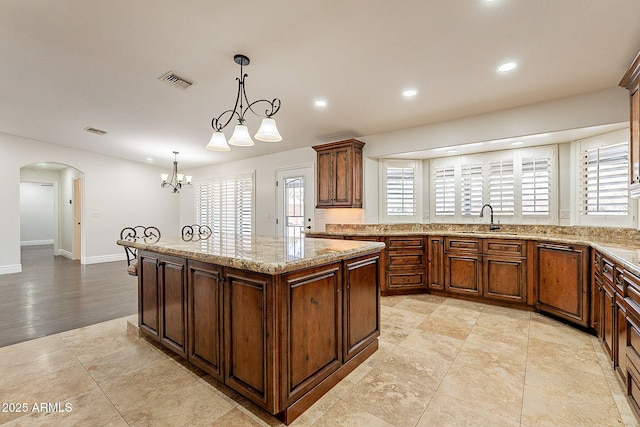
xmin=117 ymin=235 xmax=385 ymax=275
xmin=305 ymin=225 xmax=640 ymax=277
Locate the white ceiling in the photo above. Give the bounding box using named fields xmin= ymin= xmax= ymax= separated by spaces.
xmin=1 ymin=0 xmax=639 ymax=169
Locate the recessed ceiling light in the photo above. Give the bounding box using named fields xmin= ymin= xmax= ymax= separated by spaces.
xmin=497 ymin=61 xmax=518 ymax=73
xmin=146 ymin=157 xmax=154 ymax=162
xmin=402 ymin=89 xmax=418 ymax=98
xmin=314 ymin=99 xmax=327 ymax=108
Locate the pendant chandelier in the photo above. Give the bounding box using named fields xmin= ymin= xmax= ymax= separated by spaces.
xmin=160 ymin=151 xmax=192 ymax=193
xmin=206 ymin=54 xmax=282 ymax=151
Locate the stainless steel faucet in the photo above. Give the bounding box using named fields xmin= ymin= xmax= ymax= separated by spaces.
xmin=479 ymin=204 xmax=501 ymax=231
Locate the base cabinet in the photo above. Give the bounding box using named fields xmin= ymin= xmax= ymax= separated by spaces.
xmin=137 ymin=249 xmax=380 ymax=424
xmin=427 ymin=236 xmax=444 ymax=290
xmin=384 ymin=236 xmax=427 ymax=294
xmin=187 ymin=260 xmax=224 ymax=381
xmin=536 ymin=242 xmax=589 ymax=327
xmin=138 ymin=251 xmax=187 ymax=357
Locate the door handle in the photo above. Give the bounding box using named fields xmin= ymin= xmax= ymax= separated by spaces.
xmin=306 ymin=226 xmax=311 ymax=230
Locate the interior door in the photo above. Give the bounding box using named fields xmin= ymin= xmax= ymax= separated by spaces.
xmin=72 ymin=177 xmax=82 ymax=261
xmin=276 ymin=166 xmax=314 ymax=238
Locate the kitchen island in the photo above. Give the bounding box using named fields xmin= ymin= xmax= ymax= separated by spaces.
xmin=117 ymin=235 xmax=385 ymax=424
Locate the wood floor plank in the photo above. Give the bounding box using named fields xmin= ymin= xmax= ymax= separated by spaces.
xmin=0 ymin=245 xmax=137 ymax=348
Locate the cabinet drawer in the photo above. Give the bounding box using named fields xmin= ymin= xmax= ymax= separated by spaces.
xmin=593 ymin=251 xmax=602 ymax=273
xmin=602 ymin=258 xmax=615 ymax=284
xmin=387 ymin=237 xmax=424 ymax=249
xmin=445 ymin=237 xmax=480 ymax=253
xmin=387 ymin=271 xmax=425 ymax=289
xmin=483 ymin=239 xmax=526 ymax=257
xmin=387 ymin=252 xmax=424 ymax=268
xmin=628 ymin=354 xmax=640 ymax=417
xmin=626 ymin=283 xmax=640 ymax=313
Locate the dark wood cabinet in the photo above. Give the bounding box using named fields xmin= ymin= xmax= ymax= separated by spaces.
xmin=427 ymin=236 xmax=444 ymax=290
xmin=187 ymin=260 xmax=224 ymax=381
xmin=158 ymin=255 xmax=187 ymax=357
xmin=620 ymin=50 xmax=640 ymax=197
xmin=617 ymin=292 xmax=628 ymax=381
xmin=224 ymin=268 xmax=274 ymax=409
xmin=313 ymin=139 xmax=364 ymax=208
xmin=281 ymin=263 xmax=342 ymax=405
xmin=602 ymin=280 xmax=615 ymax=361
xmin=591 ymin=251 xmax=602 ymax=332
xmin=138 ymin=251 xmax=187 ymax=356
xmin=138 ymin=251 xmax=160 ymax=338
xmin=535 ymin=242 xmax=589 ymax=327
xmin=482 ymin=239 xmax=527 ymax=303
xmin=444 ymin=237 xmax=482 ymax=297
xmin=343 ymin=254 xmax=380 ymax=361
xmin=384 ymin=236 xmax=427 ymax=294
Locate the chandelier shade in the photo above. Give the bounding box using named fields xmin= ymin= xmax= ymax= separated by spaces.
xmin=206 ymin=131 xmax=231 ymax=151
xmin=161 ymin=151 xmax=192 ymax=193
xmin=206 ymin=54 xmax=282 ymax=151
xmin=228 ymin=125 xmax=254 ymax=146
xmin=255 ymin=118 xmax=282 ymax=142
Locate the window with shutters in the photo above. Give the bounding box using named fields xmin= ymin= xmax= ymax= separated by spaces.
xmin=195 ymin=172 xmax=255 ymax=247
xmin=433 ymin=164 xmax=456 ymax=217
xmin=575 ymin=130 xmax=635 ymax=227
xmin=380 ymin=160 xmax=421 ymax=222
xmin=430 ymin=146 xmax=556 ymax=224
xmin=460 ymin=162 xmax=484 ymax=216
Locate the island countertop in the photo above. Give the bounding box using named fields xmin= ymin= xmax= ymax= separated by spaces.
xmin=117 ymin=235 xmax=385 ymax=275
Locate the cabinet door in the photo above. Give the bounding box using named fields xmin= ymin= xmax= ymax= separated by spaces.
xmin=616 ymin=294 xmax=628 ymax=381
xmin=536 ymin=243 xmax=589 ymax=327
xmin=187 ymin=260 xmax=224 ymax=380
xmin=224 ymin=269 xmax=274 ymax=411
xmin=427 ymin=236 xmax=444 ymax=290
xmin=591 ymin=252 xmax=602 ymax=332
xmin=138 ymin=251 xmax=160 ymax=339
xmin=483 ymin=255 xmax=526 ymax=303
xmin=159 ymin=256 xmax=187 ymax=357
xmin=316 ymin=150 xmax=334 ymax=206
xmin=332 ymin=146 xmax=352 ymax=206
xmin=601 ymin=281 xmax=615 ymax=361
xmin=344 ymin=254 xmax=380 ymax=361
xmin=445 ymin=253 xmax=481 ymax=296
xmin=281 ymin=263 xmax=342 ymax=406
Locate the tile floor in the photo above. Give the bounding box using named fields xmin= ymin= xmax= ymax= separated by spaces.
xmin=1 ymin=294 xmax=638 ymax=426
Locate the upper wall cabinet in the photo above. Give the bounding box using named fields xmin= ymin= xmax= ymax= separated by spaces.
xmin=313 ymin=139 xmax=364 ymax=208
xmin=620 ymin=50 xmax=640 ymax=198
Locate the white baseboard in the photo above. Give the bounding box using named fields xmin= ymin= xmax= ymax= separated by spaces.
xmin=82 ymin=254 xmax=127 ymax=265
xmin=0 ymin=264 xmax=22 ymax=275
xmin=58 ymin=249 xmax=73 ymax=259
xmin=21 ymin=239 xmax=54 ymax=246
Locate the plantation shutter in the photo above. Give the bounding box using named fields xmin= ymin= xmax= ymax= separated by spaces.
xmin=434 ymin=165 xmax=456 ymax=216
xmin=579 ymin=142 xmax=628 ymax=215
xmin=385 ymin=165 xmax=417 ymax=216
xmin=522 ymin=156 xmax=551 ymax=215
xmin=488 ymin=159 xmax=514 ymax=215
xmin=195 ymin=172 xmax=254 ymax=241
xmin=460 ymin=162 xmax=483 ymax=216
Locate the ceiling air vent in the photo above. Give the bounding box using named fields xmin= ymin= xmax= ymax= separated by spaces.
xmin=159 ymin=71 xmax=194 ymax=90
xmin=84 ymin=127 xmax=107 ymax=135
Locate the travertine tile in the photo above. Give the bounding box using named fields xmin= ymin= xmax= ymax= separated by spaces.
xmin=60 ymin=321 xmax=141 ymax=364
xmin=376 ymin=345 xmax=453 ymax=390
xmin=397 ymin=328 xmax=465 ymax=361
xmin=437 ymin=364 xmax=524 ymax=422
xmin=342 ymin=367 xmax=435 ymax=426
xmin=209 ymin=408 xmax=264 ymax=426
xmin=416 ymin=315 xmax=475 ymax=340
xmin=313 ymin=399 xmax=394 ymax=427
xmin=416 ymin=391 xmax=520 ymax=427
xmin=122 ymin=380 xmax=235 ymax=426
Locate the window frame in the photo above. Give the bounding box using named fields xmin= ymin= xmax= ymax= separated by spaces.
xmin=379 ymin=159 xmax=422 ymax=223
xmin=572 ymin=130 xmax=636 ymax=228
xmin=429 ymin=145 xmax=557 ymax=225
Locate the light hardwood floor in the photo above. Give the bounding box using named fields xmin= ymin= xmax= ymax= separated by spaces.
xmin=0 ymin=245 xmax=137 ymax=348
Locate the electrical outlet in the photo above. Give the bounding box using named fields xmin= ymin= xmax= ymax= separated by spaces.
xmin=559 ymin=209 xmax=570 ymax=219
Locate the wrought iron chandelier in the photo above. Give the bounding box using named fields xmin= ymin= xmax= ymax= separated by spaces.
xmin=160 ymin=151 xmax=192 ymax=193
xmin=206 ymin=54 xmax=282 ymax=151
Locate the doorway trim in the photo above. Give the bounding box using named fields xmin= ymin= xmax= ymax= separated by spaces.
xmin=275 ymin=164 xmax=315 ymax=237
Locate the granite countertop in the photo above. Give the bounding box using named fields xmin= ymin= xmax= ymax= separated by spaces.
xmin=305 ymin=225 xmax=640 ymax=276
xmin=117 ymin=235 xmax=385 ymax=275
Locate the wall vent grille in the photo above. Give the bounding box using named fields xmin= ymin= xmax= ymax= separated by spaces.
xmin=84 ymin=127 xmax=107 ymax=135
xmin=159 ymin=71 xmax=194 ymax=90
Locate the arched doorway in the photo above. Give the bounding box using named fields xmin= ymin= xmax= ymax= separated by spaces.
xmin=20 ymin=162 xmax=83 ymax=261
